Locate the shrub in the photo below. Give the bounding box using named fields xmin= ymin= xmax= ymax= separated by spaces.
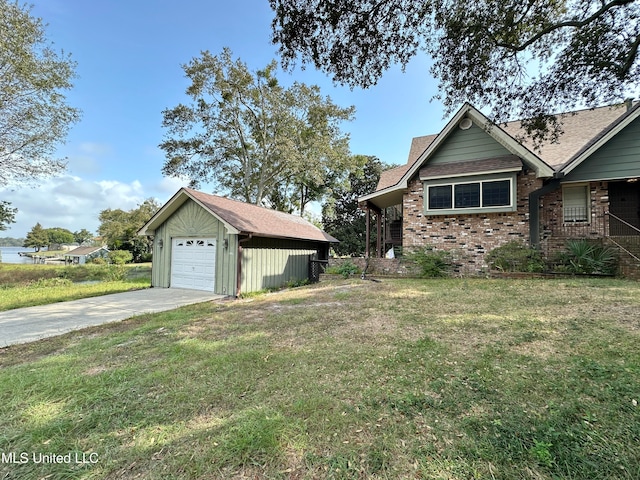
xmin=555 ymin=239 xmax=618 ymax=275
xmin=486 ymin=241 xmax=546 ymax=273
xmin=334 ymin=260 xmax=360 ymax=278
xmin=108 ymin=250 xmax=133 ymax=265
xmin=406 ymin=246 xmax=452 ymax=278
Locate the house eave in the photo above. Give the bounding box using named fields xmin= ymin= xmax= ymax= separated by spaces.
xmin=358 ymin=185 xmax=405 ymax=210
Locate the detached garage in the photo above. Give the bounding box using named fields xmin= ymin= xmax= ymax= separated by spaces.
xmin=138 ymin=188 xmax=338 ymax=296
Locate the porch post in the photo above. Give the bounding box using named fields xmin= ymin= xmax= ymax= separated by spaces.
xmin=365 ymin=204 xmax=371 ymax=258
xmin=376 ymin=211 xmax=382 ymax=257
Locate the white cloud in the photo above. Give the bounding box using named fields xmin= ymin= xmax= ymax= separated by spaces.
xmin=0 ymin=176 xmax=152 ymax=238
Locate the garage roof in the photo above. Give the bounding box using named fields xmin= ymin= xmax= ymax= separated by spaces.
xmin=139 ymin=188 xmax=339 ymax=243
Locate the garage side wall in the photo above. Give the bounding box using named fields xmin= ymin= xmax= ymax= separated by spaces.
xmin=151 ymin=200 xmax=237 ymax=295
xmin=240 ymin=238 xmax=319 ymax=293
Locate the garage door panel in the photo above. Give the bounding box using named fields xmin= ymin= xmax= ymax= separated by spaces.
xmin=170 ymin=237 xmax=216 ymax=292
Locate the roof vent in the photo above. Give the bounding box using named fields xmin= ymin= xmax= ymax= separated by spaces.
xmin=459 ymin=118 xmax=473 ymax=130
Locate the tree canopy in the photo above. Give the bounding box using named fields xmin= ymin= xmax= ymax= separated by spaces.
xmin=23 ymin=223 xmax=48 ymax=251
xmin=45 ymin=227 xmax=74 ymax=247
xmin=322 ymin=155 xmax=386 ymax=256
xmin=0 ymin=201 xmax=16 ymax=231
xmin=0 ymin=0 xmax=80 ymax=187
xmin=73 ymin=229 xmax=94 ymax=245
xmin=98 ymin=199 xmax=160 ymax=262
xmin=270 ymin=0 xmax=640 ymax=138
xmin=160 ymin=48 xmax=356 ymax=214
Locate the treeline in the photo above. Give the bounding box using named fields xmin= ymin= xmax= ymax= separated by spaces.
xmin=0 ymin=237 xmax=25 ymax=247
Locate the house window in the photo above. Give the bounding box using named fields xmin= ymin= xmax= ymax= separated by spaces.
xmin=429 ymin=185 xmax=452 ymax=209
xmin=482 ymin=180 xmax=511 ymax=207
xmin=425 ymin=176 xmax=514 ymax=214
xmin=455 ymin=183 xmax=480 ymax=208
xmin=563 ymin=184 xmax=589 ymax=222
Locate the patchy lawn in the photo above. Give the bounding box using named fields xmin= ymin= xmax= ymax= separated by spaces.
xmin=0 ymin=278 xmax=639 ymax=479
xmin=0 ymin=264 xmax=151 ymax=311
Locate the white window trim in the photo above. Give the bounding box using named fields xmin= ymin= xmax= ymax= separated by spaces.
xmin=424 ymin=174 xmax=516 ymax=215
xmin=562 ymin=183 xmax=591 ymax=224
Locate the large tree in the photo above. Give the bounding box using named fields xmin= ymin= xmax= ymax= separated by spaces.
xmin=98 ymin=199 xmax=160 ymax=262
xmin=73 ymin=228 xmax=94 ymax=245
xmin=0 ymin=0 xmax=80 ymax=187
xmin=270 ymin=0 xmax=640 ymax=140
xmin=160 ymin=48 xmax=356 ymax=214
xmin=23 ymin=222 xmax=48 ymax=251
xmin=45 ymin=227 xmax=74 ymax=248
xmin=322 ymin=155 xmax=386 ymax=256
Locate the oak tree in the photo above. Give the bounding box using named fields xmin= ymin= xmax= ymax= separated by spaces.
xmin=271 ymin=0 xmax=640 ymax=139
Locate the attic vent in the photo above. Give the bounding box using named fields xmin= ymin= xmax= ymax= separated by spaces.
xmin=459 ymin=118 xmax=473 ymax=130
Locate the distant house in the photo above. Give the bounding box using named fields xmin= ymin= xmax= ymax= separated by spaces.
xmin=359 ymin=102 xmax=640 ymax=275
xmin=138 ymin=188 xmax=338 ymax=296
xmin=64 ymin=246 xmax=109 ymax=265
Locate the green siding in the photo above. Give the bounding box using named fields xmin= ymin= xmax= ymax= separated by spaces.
xmin=430 ymin=124 xmax=512 ymax=165
xmin=240 ymin=238 xmax=317 ymax=293
xmin=151 ymin=199 xmax=237 ymax=296
xmin=565 ymin=117 xmax=640 ymax=182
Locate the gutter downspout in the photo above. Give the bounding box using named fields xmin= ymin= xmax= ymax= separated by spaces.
xmin=236 ymin=233 xmax=252 ymax=297
xmin=529 ymin=177 xmax=561 ymax=249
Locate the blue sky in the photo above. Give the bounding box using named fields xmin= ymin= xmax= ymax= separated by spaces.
xmin=1 ymin=0 xmax=446 ymax=239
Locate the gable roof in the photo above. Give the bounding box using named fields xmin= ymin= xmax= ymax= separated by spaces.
xmin=65 ymin=246 xmax=107 ymax=257
xmin=501 ymin=102 xmax=634 ymax=171
xmin=138 ymin=188 xmax=338 ymax=243
xmin=362 ymin=101 xmax=637 ymax=209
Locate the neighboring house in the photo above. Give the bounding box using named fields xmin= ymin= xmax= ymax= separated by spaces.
xmin=64 ymin=246 xmax=109 ymax=265
xmin=138 ymin=187 xmax=338 ymax=295
xmin=359 ymin=101 xmax=640 ymax=275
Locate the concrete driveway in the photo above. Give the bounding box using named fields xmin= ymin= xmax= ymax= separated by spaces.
xmin=0 ymin=288 xmax=225 ymax=347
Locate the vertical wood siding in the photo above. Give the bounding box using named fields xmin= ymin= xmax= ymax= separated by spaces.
xmin=151 ymin=200 xmax=237 ymax=296
xmin=240 ymin=238 xmax=317 ymax=293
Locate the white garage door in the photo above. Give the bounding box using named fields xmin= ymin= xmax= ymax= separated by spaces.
xmin=170 ymin=238 xmax=216 ymax=292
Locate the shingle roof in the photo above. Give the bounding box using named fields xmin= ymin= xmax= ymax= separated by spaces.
xmin=375 ymin=102 xmax=634 ymax=193
xmin=419 ymin=155 xmax=522 ymax=179
xmin=501 ymin=104 xmax=630 ymax=170
xmin=185 ymin=188 xmax=338 ymax=243
xmin=65 ymin=246 xmax=106 ymax=256
xmin=376 ymin=134 xmax=438 ymax=190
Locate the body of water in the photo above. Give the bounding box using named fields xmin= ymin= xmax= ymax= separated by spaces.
xmin=0 ymin=246 xmax=35 ymax=264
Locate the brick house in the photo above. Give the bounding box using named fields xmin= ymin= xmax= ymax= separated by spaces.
xmin=358 ymin=102 xmax=640 ymax=275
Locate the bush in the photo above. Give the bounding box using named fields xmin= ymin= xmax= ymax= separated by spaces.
xmin=332 ymin=260 xmax=360 ymax=278
xmin=555 ymin=239 xmax=618 ymax=275
xmin=486 ymin=241 xmax=546 ymax=273
xmin=108 ymin=250 xmax=133 ymax=265
xmin=406 ymin=246 xmax=452 ymax=278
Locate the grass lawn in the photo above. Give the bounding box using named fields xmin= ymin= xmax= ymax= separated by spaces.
xmin=0 ymin=277 xmax=639 ymax=479
xmin=0 ymin=264 xmax=151 ymax=311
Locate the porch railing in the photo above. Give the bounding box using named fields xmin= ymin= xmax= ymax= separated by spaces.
xmin=605 ymin=211 xmax=640 ymax=263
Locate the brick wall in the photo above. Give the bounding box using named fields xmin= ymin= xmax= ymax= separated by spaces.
xmin=328 ymin=257 xmax=421 ymax=276
xmin=539 ymin=181 xmax=610 ymax=258
xmin=401 ymin=171 xmax=542 ymax=273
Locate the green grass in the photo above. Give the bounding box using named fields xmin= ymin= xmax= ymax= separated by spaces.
xmin=0 ymin=278 xmax=639 ymax=479
xmin=0 ymin=264 xmax=151 ymax=311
